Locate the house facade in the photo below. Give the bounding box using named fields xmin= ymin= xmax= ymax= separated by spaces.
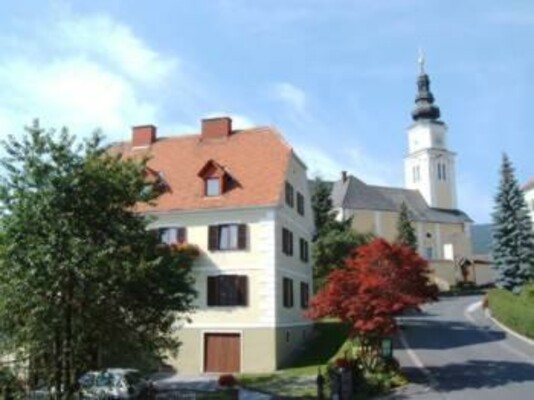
xmin=523 ymin=179 xmax=534 ymax=227
xmin=113 ymin=117 xmax=314 ymax=374
xmin=331 ymin=59 xmax=478 ymax=289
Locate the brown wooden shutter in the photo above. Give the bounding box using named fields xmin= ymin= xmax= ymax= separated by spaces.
xmin=208 ymin=226 xmax=219 ymax=251
xmin=207 ymin=276 xmax=218 ymax=306
xmin=289 ymin=279 xmax=294 ymax=307
xmin=300 ymin=282 xmax=309 ymax=308
xmin=177 ymin=227 xmax=187 ymax=243
xmin=238 ymin=224 xmax=248 ymax=250
xmin=237 ymin=276 xmax=248 ymax=306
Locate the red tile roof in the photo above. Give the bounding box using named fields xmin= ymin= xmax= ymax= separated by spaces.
xmin=111 ymin=127 xmax=294 ymax=213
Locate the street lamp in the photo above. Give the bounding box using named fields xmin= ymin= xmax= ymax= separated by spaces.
xmin=380 ymin=337 xmax=393 ymax=359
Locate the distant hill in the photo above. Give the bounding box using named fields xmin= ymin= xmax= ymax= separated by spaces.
xmin=471 ymin=223 xmax=493 ymax=257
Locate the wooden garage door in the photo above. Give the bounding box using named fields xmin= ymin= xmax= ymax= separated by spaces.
xmin=204 ymin=333 xmax=241 ymax=373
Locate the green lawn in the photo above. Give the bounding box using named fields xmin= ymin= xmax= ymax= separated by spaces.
xmin=488 ymin=285 xmax=534 ymax=339
xmin=238 ymin=320 xmax=352 ymax=397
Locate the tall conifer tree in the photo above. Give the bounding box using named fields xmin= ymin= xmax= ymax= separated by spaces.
xmin=492 ymin=154 xmax=534 ymax=293
xmin=396 ymin=202 xmax=418 ymax=251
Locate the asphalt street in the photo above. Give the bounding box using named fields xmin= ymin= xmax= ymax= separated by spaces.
xmin=385 ymin=295 xmax=534 ymax=399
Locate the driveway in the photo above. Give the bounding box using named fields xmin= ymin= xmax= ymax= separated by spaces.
xmin=152 ymin=374 xmax=273 ymax=399
xmin=385 ymin=295 xmax=534 ymax=399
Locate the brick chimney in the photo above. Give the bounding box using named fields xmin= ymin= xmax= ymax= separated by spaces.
xmin=132 ymin=125 xmax=157 ymax=147
xmin=201 ymin=117 xmax=232 ymax=141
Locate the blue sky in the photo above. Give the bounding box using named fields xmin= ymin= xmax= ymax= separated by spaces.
xmin=0 ymin=0 xmax=533 ymax=223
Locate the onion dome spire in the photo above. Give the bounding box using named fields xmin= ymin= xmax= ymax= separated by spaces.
xmin=411 ymin=49 xmax=441 ymax=121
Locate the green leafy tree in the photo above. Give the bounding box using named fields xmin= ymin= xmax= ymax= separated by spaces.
xmin=310 ymin=177 xmax=371 ymax=289
xmin=492 ymin=154 xmax=534 ymax=293
xmin=311 ymin=177 xmax=337 ymax=236
xmin=312 ymin=225 xmax=371 ymax=290
xmin=395 ymin=202 xmax=418 ymax=251
xmin=0 ymin=121 xmax=196 ymax=397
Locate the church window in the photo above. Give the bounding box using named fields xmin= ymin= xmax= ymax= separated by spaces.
xmin=437 ymin=163 xmax=447 ymax=181
xmin=413 ymin=166 xmax=420 ymax=183
xmin=425 ymin=246 xmax=433 ymax=260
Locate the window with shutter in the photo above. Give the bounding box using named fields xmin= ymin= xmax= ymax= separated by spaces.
xmin=208 ymin=226 xmax=219 ymax=250
xmin=158 ymin=227 xmax=187 ymax=244
xmin=299 ymin=238 xmax=309 ymax=262
xmin=285 ymin=182 xmax=294 ymax=207
xmin=238 ymin=224 xmax=248 ymax=250
xmin=207 ymin=275 xmax=248 ymax=306
xmin=207 ymin=276 xmax=217 ymax=306
xmin=208 ymin=224 xmax=248 ymax=251
xmin=237 ymin=276 xmax=248 ymax=306
xmin=297 ymin=192 xmax=305 ymax=216
xmin=177 ymin=227 xmax=187 ymax=243
xmin=300 ymin=282 xmax=309 ymax=309
xmin=282 ymin=228 xmax=294 ymax=256
xmin=283 ymin=278 xmax=294 ymax=308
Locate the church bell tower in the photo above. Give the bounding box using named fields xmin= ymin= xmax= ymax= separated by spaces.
xmin=404 ymin=52 xmax=457 ymax=210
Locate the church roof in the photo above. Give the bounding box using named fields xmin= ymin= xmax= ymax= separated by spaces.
xmin=331 ymin=175 xmax=472 ymax=224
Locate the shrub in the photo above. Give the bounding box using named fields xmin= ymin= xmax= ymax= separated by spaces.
xmin=488 ymin=287 xmax=534 ymax=339
xmin=0 ymin=367 xmax=23 ymax=399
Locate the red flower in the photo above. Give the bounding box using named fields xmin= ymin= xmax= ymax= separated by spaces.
xmin=335 ymin=357 xmax=350 ymax=369
xmin=218 ymin=374 xmax=238 ymax=387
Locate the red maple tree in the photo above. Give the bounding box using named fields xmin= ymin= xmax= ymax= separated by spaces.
xmin=308 ymin=238 xmax=438 ymax=366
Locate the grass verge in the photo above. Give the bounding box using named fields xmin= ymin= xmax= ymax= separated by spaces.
xmin=238 ymin=320 xmax=406 ymax=398
xmin=488 ymin=285 xmax=534 ymax=339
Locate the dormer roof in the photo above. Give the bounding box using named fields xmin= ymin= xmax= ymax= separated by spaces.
xmin=110 ymin=122 xmax=295 ymax=213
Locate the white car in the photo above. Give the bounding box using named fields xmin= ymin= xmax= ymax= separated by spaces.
xmin=79 ymin=368 xmax=151 ymax=399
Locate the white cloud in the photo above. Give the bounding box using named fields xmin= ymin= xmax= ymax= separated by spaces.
xmin=0 ymin=12 xmax=178 ymax=141
xmin=203 ymin=111 xmax=255 ymax=130
xmin=298 ymin=144 xmax=401 ymax=187
xmin=298 ymin=146 xmax=345 ymax=181
xmin=56 ymin=15 xmax=177 ymax=85
xmin=272 ymin=82 xmax=307 ymax=114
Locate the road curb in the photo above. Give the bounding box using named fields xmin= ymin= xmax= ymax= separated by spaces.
xmin=465 ymin=300 xmax=534 ymax=347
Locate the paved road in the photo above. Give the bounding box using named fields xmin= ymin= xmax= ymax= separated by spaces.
xmin=386 ymin=295 xmax=534 ymax=399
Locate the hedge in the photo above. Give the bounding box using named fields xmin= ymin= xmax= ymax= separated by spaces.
xmin=488 ymin=285 xmax=534 ymax=339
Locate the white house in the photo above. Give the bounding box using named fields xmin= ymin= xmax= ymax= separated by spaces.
xmin=523 ymin=178 xmax=534 ymax=227
xmin=112 ymin=117 xmax=314 ymax=373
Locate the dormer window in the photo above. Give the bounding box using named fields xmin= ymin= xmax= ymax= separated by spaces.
xmin=206 ymin=178 xmax=221 ymax=197
xmin=198 ymin=159 xmax=238 ymax=198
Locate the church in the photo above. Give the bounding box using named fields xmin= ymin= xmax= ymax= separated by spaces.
xmin=331 ymin=57 xmax=492 ymax=289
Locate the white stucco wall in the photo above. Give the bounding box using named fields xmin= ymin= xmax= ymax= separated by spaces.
xmin=524 ymin=186 xmax=534 ymax=227
xmin=404 ymin=122 xmax=457 ymax=209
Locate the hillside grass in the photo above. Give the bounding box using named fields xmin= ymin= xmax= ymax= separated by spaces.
xmin=488 ymin=284 xmax=534 ymax=339
xmin=238 ymin=320 xmax=406 ymax=398
xmin=238 ymin=320 xmax=351 ymax=397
